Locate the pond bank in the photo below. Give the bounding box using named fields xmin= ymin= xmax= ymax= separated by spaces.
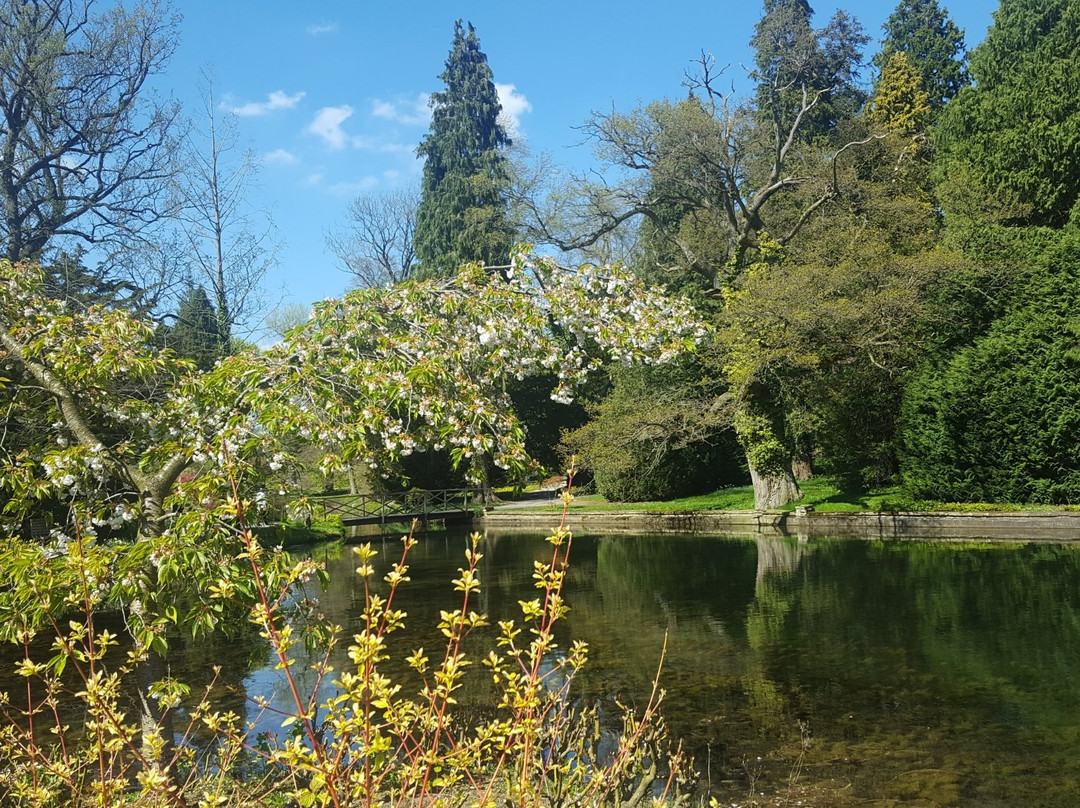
xmin=481 ymin=506 xmax=1080 ymax=541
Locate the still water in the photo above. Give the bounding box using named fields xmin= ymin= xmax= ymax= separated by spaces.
xmin=17 ymin=530 xmax=1080 ymax=805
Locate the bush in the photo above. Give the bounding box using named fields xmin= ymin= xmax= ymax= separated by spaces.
xmin=564 ymin=364 xmax=745 ymax=502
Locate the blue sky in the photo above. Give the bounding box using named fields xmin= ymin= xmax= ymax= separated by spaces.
xmin=161 ymin=0 xmax=999 ymax=325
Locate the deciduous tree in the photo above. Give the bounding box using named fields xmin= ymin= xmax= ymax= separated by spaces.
xmin=327 ymin=187 xmax=419 ymax=288
xmin=526 ymin=4 xmax=871 ymax=507
xmin=0 ymin=0 xmax=181 ymax=267
xmin=175 ymin=72 xmax=278 ymax=351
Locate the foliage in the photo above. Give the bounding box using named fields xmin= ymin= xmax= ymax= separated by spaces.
xmin=935 ymin=0 xmax=1080 ymax=227
xmin=900 ymin=232 xmax=1080 ymax=503
xmin=414 ymin=20 xmax=514 ymax=277
xmin=751 ymin=1 xmax=869 ymax=137
xmin=874 ymin=0 xmax=969 ymax=114
xmin=264 ymin=251 xmax=705 ymax=487
xmin=0 ymin=250 xmax=704 ymax=804
xmin=157 ymin=284 xmax=222 ymax=371
xmin=0 ymin=261 xmax=238 ymax=537
xmin=0 ymin=250 xmax=703 ymax=771
xmin=866 ymin=51 xmax=932 ymax=134
xmin=506 ymin=372 xmax=592 ymax=474
xmin=717 ymin=236 xmax=952 ymax=492
xmin=527 ymin=9 xmax=872 ymax=508
xmin=1 ymin=249 xmax=702 ymax=517
xmin=564 ymin=363 xmax=743 ymax=502
xmin=41 ymin=251 xmax=157 ymax=314
xmin=0 ymin=0 xmax=181 ymax=268
xmin=0 ymin=481 xmax=696 ymax=806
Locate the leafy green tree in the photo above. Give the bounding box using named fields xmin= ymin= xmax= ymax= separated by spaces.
xmin=874 ymin=0 xmax=968 ymax=115
xmin=527 ymin=5 xmax=870 ymax=507
xmin=751 ymin=1 xmax=869 ymax=137
xmin=717 ymin=66 xmax=958 ymax=497
xmin=414 ymin=20 xmax=513 ymax=277
xmin=0 ymin=251 xmax=702 ymax=532
xmin=935 ymin=0 xmax=1080 ymax=227
xmin=0 ymin=0 xmax=181 ymax=268
xmin=563 ymin=362 xmax=743 ymax=501
xmin=0 ymin=251 xmax=701 ymax=796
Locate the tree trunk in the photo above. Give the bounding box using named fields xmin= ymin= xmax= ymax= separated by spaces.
xmin=792 ymin=456 xmax=812 ymax=481
xmin=748 ymin=457 xmax=802 ymax=510
xmin=134 ymin=649 xmax=176 ymax=776
xmin=472 ymin=454 xmax=499 ymax=505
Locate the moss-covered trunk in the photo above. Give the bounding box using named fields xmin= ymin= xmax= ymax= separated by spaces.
xmin=735 ymin=382 xmax=802 ymax=510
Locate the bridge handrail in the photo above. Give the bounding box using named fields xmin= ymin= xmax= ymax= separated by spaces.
xmin=309 ymin=488 xmax=479 ymax=521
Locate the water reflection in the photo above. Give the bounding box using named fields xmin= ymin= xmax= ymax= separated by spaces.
xmin=5 ymin=531 xmax=1080 ymax=805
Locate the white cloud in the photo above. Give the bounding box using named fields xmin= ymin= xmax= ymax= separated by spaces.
xmin=304 ymin=173 xmax=324 ymax=187
xmin=371 ymin=93 xmax=431 ymax=126
xmin=226 ymin=90 xmax=306 ymax=117
xmin=496 ymin=83 xmax=532 ymax=138
xmin=328 ymin=176 xmax=379 ymax=196
xmin=263 ymin=148 xmax=297 ymax=165
xmin=306 ymin=106 xmax=354 ymax=149
xmin=307 ymin=21 xmax=338 ymax=35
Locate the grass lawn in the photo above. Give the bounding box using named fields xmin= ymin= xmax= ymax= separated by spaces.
xmin=502 ymin=477 xmax=1080 ymax=514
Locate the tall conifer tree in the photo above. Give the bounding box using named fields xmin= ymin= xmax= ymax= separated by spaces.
xmin=414 ymin=20 xmax=513 ymax=277
xmin=751 ymin=0 xmax=868 ymax=138
xmin=875 ymin=0 xmax=968 ymax=115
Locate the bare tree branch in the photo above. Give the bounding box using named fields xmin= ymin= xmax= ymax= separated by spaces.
xmin=0 ymin=0 xmax=182 ymax=268
xmin=326 ymin=186 xmax=419 ymax=288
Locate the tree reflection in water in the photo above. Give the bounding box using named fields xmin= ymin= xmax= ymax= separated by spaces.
xmin=7 ymin=531 xmax=1080 ymax=805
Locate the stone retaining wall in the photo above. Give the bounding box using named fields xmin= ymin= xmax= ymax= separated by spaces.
xmin=480 ymin=508 xmax=1080 ymax=541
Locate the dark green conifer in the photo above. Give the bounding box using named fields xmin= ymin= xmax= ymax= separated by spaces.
xmin=161 ymin=285 xmax=221 ymax=371
xmin=751 ymin=0 xmax=868 ymax=138
xmin=414 ymin=20 xmax=514 ymax=277
xmin=935 ymin=0 xmax=1080 ymax=227
xmin=875 ymin=0 xmax=968 ymax=115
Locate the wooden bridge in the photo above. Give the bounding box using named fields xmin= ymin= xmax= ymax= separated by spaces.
xmin=310 ymin=488 xmax=477 ymax=528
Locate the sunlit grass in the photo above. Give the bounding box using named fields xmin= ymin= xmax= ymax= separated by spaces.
xmin=502 ymin=476 xmax=1080 ymax=513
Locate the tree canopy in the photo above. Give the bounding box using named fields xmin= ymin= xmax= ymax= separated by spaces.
xmin=935 ymin=0 xmax=1080 ymax=227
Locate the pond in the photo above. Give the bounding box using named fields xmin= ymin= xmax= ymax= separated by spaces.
xmin=9 ymin=528 xmax=1080 ymax=806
